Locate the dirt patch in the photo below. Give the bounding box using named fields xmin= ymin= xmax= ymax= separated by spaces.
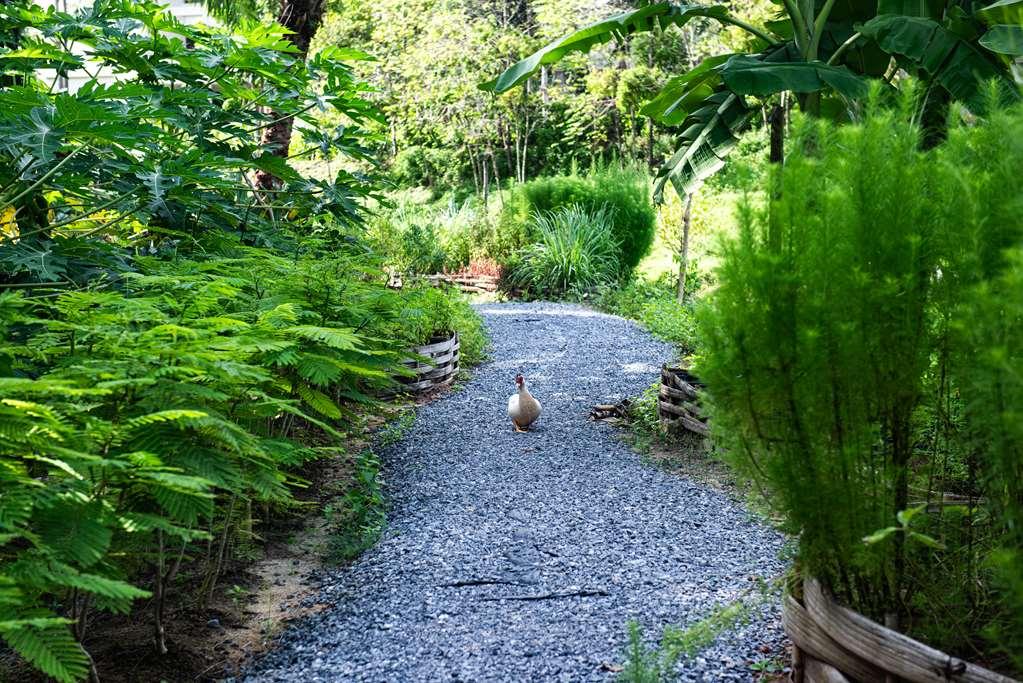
xmin=645 ymin=440 xmax=738 ymax=496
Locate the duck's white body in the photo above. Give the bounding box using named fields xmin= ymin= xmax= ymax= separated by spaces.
xmin=508 ymin=378 xmax=541 ymax=432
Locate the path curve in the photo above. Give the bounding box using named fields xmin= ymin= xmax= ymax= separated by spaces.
xmin=244 ymin=303 xmax=785 ymax=682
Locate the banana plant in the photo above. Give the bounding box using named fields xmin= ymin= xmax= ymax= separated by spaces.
xmin=481 ymin=0 xmax=1021 ymax=199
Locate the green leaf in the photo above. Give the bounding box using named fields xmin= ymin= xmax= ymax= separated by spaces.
xmin=34 ymin=501 xmax=112 ymax=568
xmin=862 ymin=526 xmax=900 ymax=544
xmin=908 ymin=530 xmax=947 ymax=550
xmin=640 ymin=54 xmax=734 ymax=125
xmin=876 ymin=0 xmax=945 ymax=19
xmin=0 ymin=617 xmax=90 ymax=683
xmin=896 ymin=504 xmax=926 ymax=526
xmin=295 ymin=383 xmax=342 ymax=420
xmin=295 ymin=354 xmax=343 ymax=386
xmin=11 ymin=107 xmax=64 ymax=162
xmin=719 ymin=56 xmax=868 ymax=98
xmin=976 ymin=0 xmax=1023 ymax=25
xmin=288 ymin=325 xmax=362 ymax=351
xmin=979 ymin=24 xmax=1023 ymax=55
xmin=652 ymin=89 xmax=754 ymax=200
xmin=859 ymin=14 xmax=1019 ymax=111
xmin=123 ymin=409 xmax=207 ymax=433
xmin=480 ymin=3 xmax=736 ymax=92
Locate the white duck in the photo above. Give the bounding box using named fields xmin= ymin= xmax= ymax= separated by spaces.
xmin=507 ymin=373 xmax=542 ymax=432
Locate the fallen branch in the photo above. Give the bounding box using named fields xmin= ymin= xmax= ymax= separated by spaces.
xmin=440 ymin=578 xmax=518 ymax=588
xmin=481 ymin=589 xmax=609 ymax=602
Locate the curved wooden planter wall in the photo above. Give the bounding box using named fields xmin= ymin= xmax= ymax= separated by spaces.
xmin=659 ymin=364 xmax=709 ymax=436
xmin=783 ymin=578 xmax=1018 ymax=683
xmin=391 ymin=331 xmax=460 ymax=395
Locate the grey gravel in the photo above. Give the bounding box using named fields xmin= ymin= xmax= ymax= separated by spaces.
xmin=241 ymin=302 xmax=787 ymax=682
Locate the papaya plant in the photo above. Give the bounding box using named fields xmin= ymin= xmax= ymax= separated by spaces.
xmin=0 ymin=0 xmax=383 ymax=286
xmin=481 ymin=0 xmax=1022 ymax=198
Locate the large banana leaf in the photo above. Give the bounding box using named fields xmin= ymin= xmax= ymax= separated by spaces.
xmin=975 ymin=0 xmax=1023 ymax=24
xmin=720 ymin=56 xmax=868 ymax=98
xmin=652 ymin=88 xmax=754 ymax=201
xmin=480 ymin=2 xmax=740 ymax=93
xmin=980 ymin=24 xmax=1023 ymax=54
xmin=640 ymin=54 xmax=735 ymax=125
xmin=642 ymin=47 xmax=866 ymax=127
xmin=859 ymin=15 xmax=1020 ymax=110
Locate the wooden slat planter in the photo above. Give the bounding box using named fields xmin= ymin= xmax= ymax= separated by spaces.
xmin=425 ymin=273 xmax=500 ymax=294
xmin=659 ymin=364 xmax=709 ymax=436
xmin=784 ymin=579 xmax=1019 ymax=683
xmin=389 ymin=331 xmax=460 ymax=395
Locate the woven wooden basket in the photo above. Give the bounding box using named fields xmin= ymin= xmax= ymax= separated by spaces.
xmin=658 ymin=364 xmax=709 ymax=436
xmin=784 ymin=578 xmax=1018 ymax=683
xmin=393 ymin=331 xmax=460 ymax=394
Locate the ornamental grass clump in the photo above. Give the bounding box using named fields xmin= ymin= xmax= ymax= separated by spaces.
xmin=513 ymin=204 xmax=620 ymax=297
xmin=697 ymin=88 xmax=1023 ymax=673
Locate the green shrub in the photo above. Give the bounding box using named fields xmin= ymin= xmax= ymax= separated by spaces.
xmin=598 ymin=275 xmax=699 ymax=354
xmin=436 ymin=200 xmax=496 ymax=270
xmin=390 ymin=145 xmax=461 ymax=192
xmin=500 ymin=164 xmax=655 ymax=273
xmin=511 ymin=205 xmax=620 ymax=297
xmin=368 ymin=196 xmax=496 ymax=274
xmin=956 ymin=246 xmax=1023 ymax=666
xmin=697 ymin=91 xmax=1023 ymax=672
xmin=367 ymin=205 xmax=448 ymax=274
xmin=386 ymin=285 xmax=489 ymax=365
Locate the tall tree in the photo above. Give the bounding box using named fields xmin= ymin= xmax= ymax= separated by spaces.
xmin=254 ymin=0 xmax=327 ymax=189
xmin=482 ymin=0 xmax=1022 ymax=199
xmin=203 ymin=0 xmax=329 ymax=189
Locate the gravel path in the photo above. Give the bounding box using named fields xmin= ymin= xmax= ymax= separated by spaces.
xmin=243 ymin=302 xmax=786 ymax=682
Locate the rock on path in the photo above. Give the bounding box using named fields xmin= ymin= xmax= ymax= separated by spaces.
xmin=242 ymin=302 xmax=786 ymax=682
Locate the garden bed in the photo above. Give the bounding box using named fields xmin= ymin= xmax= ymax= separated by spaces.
xmin=783 ymin=579 xmax=1018 ymax=683
xmin=659 ymin=364 xmax=708 ymax=437
xmin=391 ymin=331 xmax=460 ymax=394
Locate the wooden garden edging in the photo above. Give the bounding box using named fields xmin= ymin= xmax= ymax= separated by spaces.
xmin=659 ymin=364 xmax=709 ymax=436
xmin=425 ymin=273 xmax=499 ymax=294
xmin=388 ymin=331 xmax=460 ymax=395
xmin=784 ymin=578 xmax=1019 ymax=683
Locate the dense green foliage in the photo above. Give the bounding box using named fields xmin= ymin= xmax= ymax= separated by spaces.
xmin=317 ymin=0 xmax=725 ymax=194
xmin=500 ymin=164 xmax=656 ymax=273
xmin=0 ymin=2 xmax=486 ymax=680
xmin=510 ymin=205 xmax=620 ymax=297
xmin=697 ymin=92 xmax=1023 ymax=671
xmin=366 ymin=195 xmax=496 ymax=274
xmin=366 ymin=163 xmax=658 ymax=292
xmin=597 ymin=274 xmax=700 ymax=354
xmin=485 ymin=0 xmax=1021 ymax=198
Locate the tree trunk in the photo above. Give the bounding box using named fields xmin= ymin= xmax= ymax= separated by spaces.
xmin=490 ymin=152 xmax=504 ymax=210
xmin=767 ymin=99 xmax=786 ymax=251
xmin=677 ymin=193 xmax=693 ymax=303
xmin=481 ymin=153 xmax=489 ymax=206
xmin=252 ymin=0 xmax=326 ymax=190
xmin=646 ymin=118 xmax=655 ymax=169
xmin=154 ymin=530 xmax=168 ymax=655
